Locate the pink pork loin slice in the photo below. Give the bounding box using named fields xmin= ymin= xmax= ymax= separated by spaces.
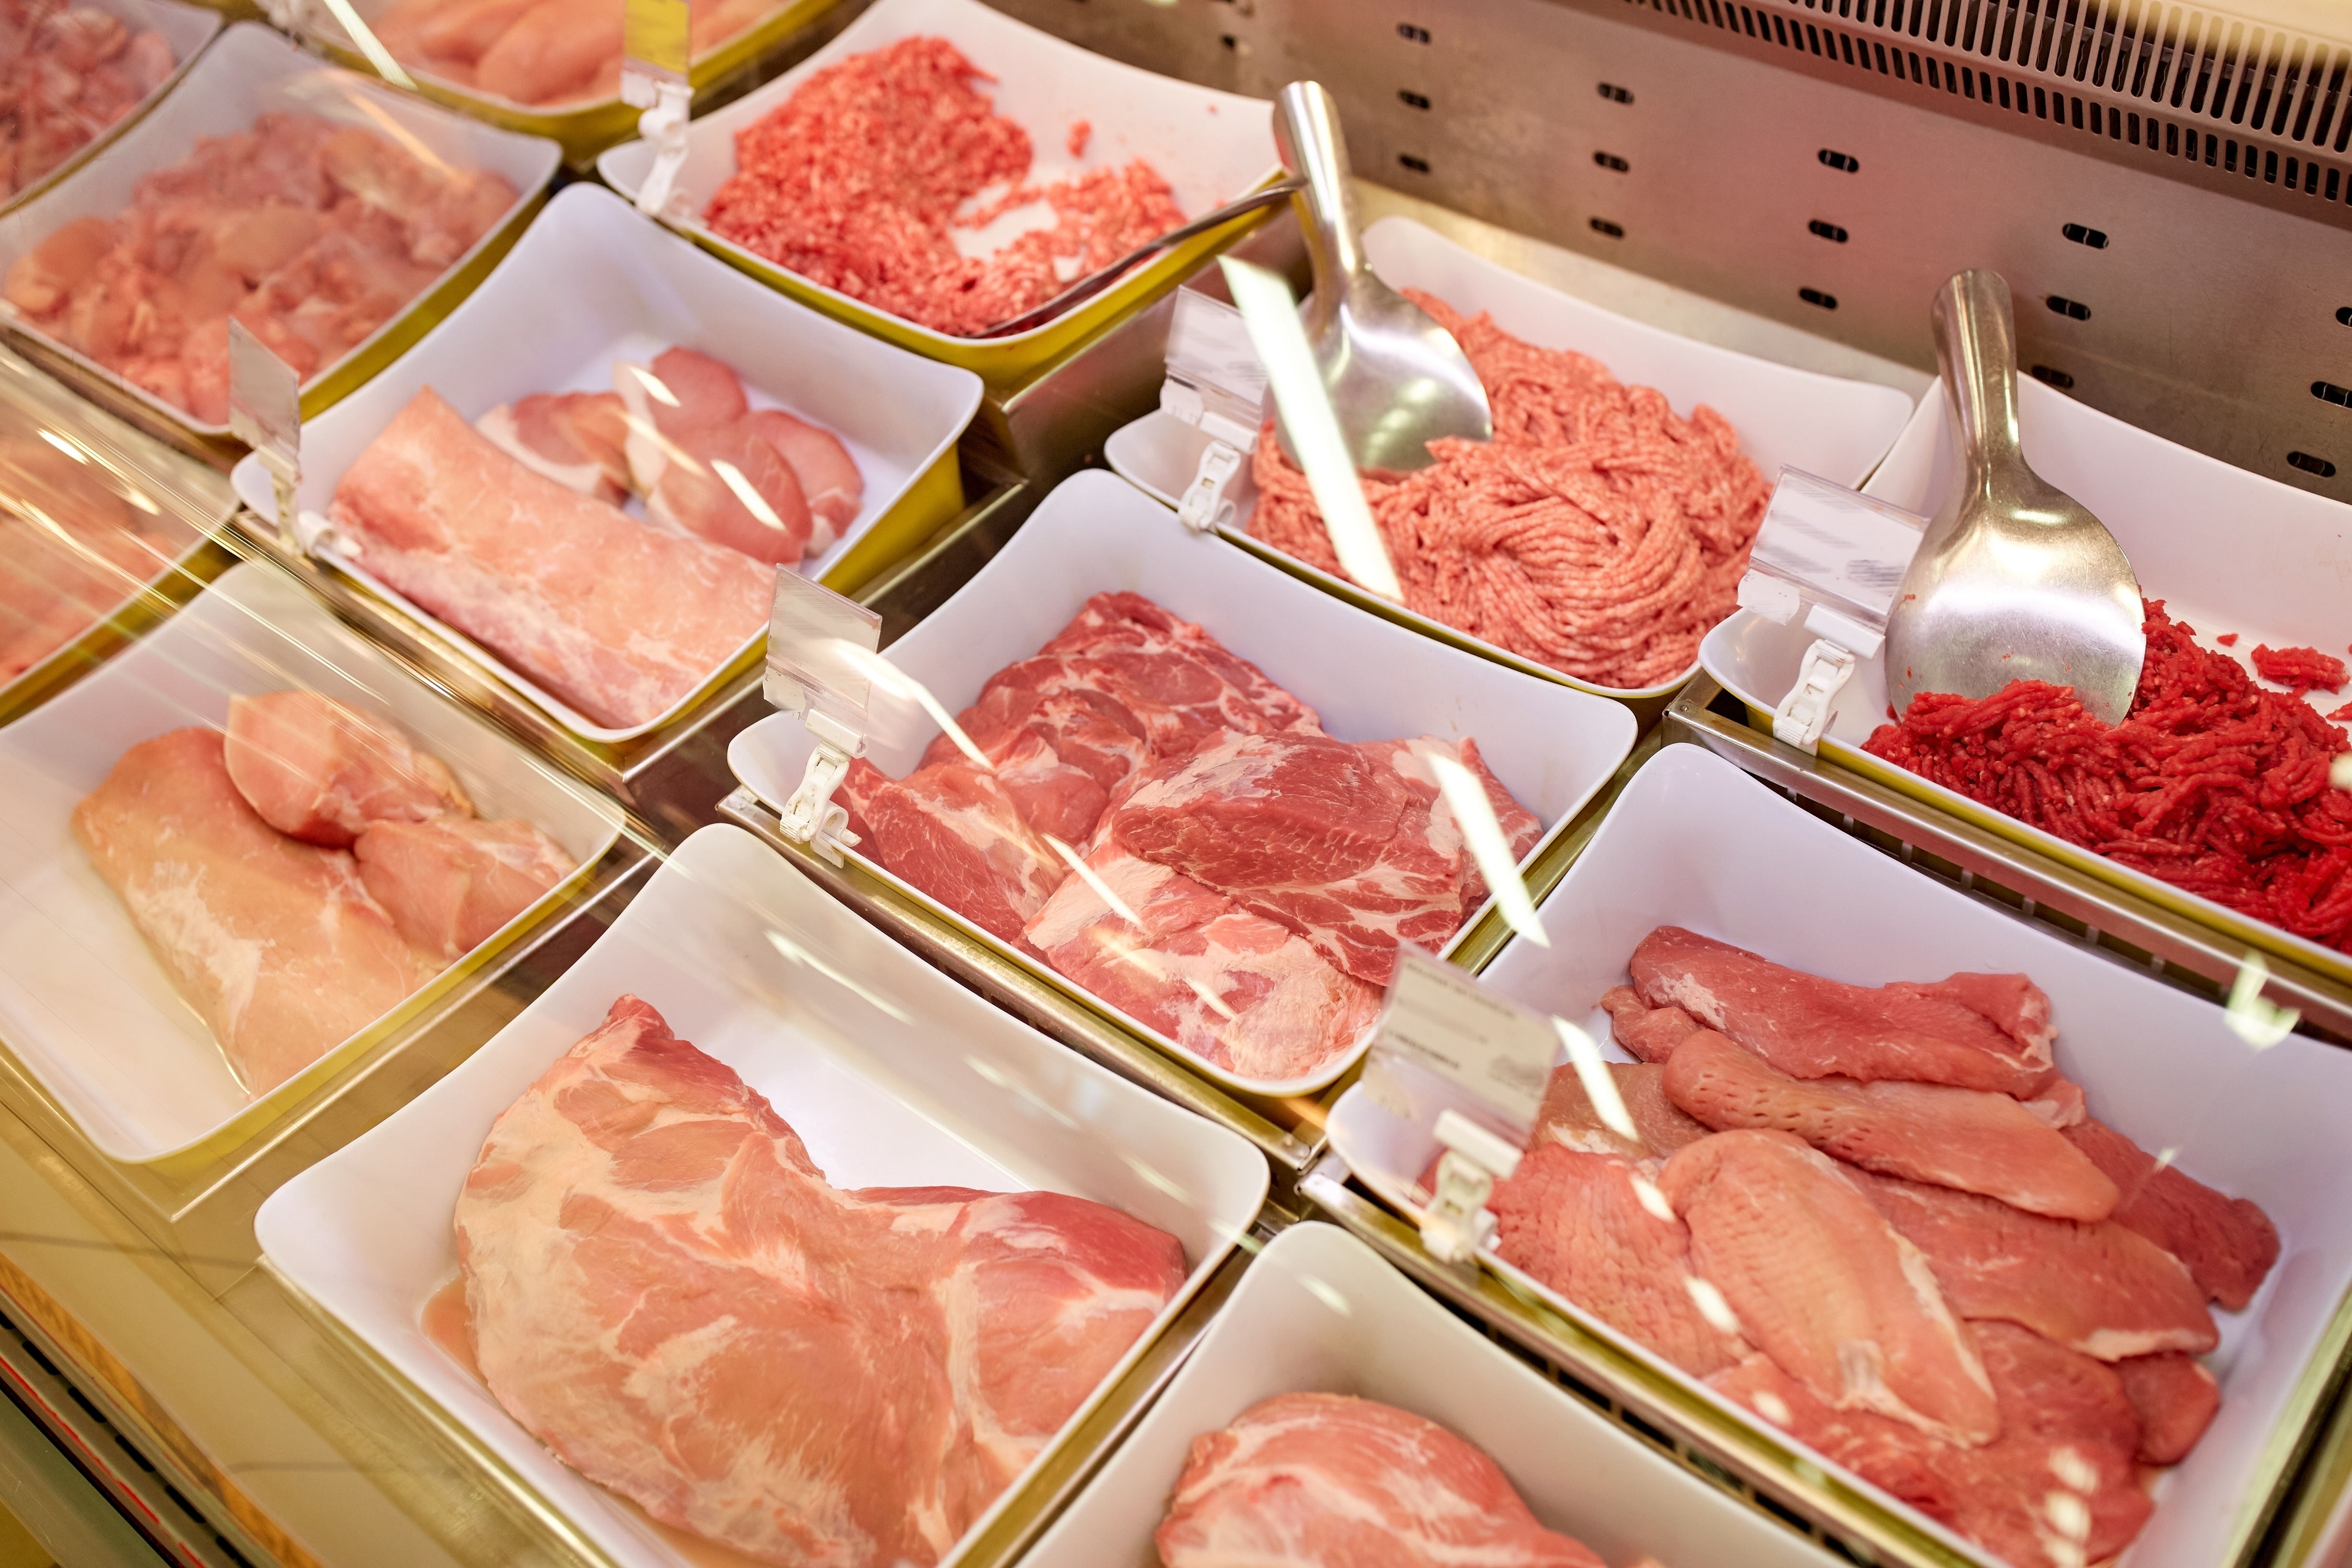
xmin=619 ymin=347 xmax=812 ymax=566
xmin=1526 ymin=1059 xmax=1710 ymax=1160
xmin=1629 ymin=927 xmax=2060 ymax=1098
xmin=837 ymin=754 xmax=1065 ymax=949
xmin=1021 ymin=840 xmax=1380 ymax=1084
xmin=223 ymin=690 xmax=473 ymax=847
xmin=355 ymin=816 xmax=575 ymax=961
xmin=746 ymin=407 xmax=862 ymax=554
xmin=1154 ymin=1392 xmax=1605 ymax=1568
xmin=1661 ymin=1030 xmax=2118 ymax=1221
xmin=72 ymin=728 xmax=438 ymax=1093
xmin=2063 ymin=1117 xmax=2281 ymax=1312
xmin=474 ymin=391 xmax=631 ymax=504
xmin=330 ymin=386 xmax=772 ymax=730
xmin=1659 ymin=1130 xmax=1999 ymax=1446
xmin=456 ymin=995 xmax=1186 ymax=1568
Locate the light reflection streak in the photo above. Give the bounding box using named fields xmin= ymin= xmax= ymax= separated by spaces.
xmin=764 ymin=929 xmax=912 ymax=1023
xmin=712 ymin=458 xmax=788 ymax=531
xmin=1427 ymin=747 xmax=1547 ymax=949
xmin=1553 ymin=1014 xmax=1635 ymax=1142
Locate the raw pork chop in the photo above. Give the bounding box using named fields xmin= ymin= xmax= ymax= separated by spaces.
xmin=1659 ymin=1130 xmax=1998 ymax=1445
xmin=457 ymin=996 xmax=1186 ymax=1568
xmin=330 ymin=387 xmax=772 ymax=729
xmin=356 ymin=816 xmax=574 ymax=960
xmin=2062 ymin=1117 xmax=2280 ymax=1311
xmin=1021 ymin=841 xmax=1379 ymax=1083
xmin=838 ymin=754 xmax=1064 ymax=948
xmin=1489 ymin=1144 xmax=1753 ymax=1377
xmin=223 ymin=691 xmax=472 ymax=847
xmin=1662 ymin=1031 xmax=2117 ymax=1221
xmin=1629 ymin=927 xmax=2059 ymax=1097
xmin=1155 ymin=1392 xmax=1604 ymax=1568
xmin=1110 ymin=731 xmax=1541 ymax=986
xmin=1528 ymin=1060 xmax=1709 ymax=1159
xmin=1714 ymin=1322 xmax=2155 ymax=1568
xmin=619 ymin=347 xmax=812 ymax=566
xmin=1598 ymin=985 xmax=1702 ymax=1064
xmin=72 ymin=728 xmax=437 ymax=1093
xmin=476 ymin=392 xmax=630 ymax=503
xmin=746 ymin=407 xmax=863 ymax=551
xmin=2114 ymin=1352 xmax=2221 ymax=1464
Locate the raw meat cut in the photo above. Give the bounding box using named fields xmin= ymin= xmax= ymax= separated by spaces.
xmin=371 ymin=0 xmax=783 ymax=106
xmin=1629 ymin=927 xmax=2060 ymax=1097
xmin=476 ymin=392 xmax=630 ymax=503
xmin=1249 ymin=291 xmax=1769 ymax=690
xmin=71 ymin=728 xmax=437 ymax=1093
xmin=355 ymin=816 xmax=574 ymax=961
xmin=329 ymin=387 xmax=773 ymax=729
xmin=1659 ymin=1130 xmax=1998 ymax=1445
xmin=0 ymin=114 xmax=518 ymax=424
xmin=1661 ymin=1030 xmax=2117 ymax=1221
xmin=456 ymin=995 xmax=1186 ymax=1568
xmin=618 ymin=347 xmax=812 ymax=567
xmin=838 ymin=754 xmax=1063 ymax=949
xmin=702 ymin=37 xmax=1188 ymax=337
xmin=1021 ymin=840 xmax=1379 ymax=1084
xmin=2114 ymin=1352 xmax=2221 ymax=1464
xmin=1598 ymin=985 xmax=1701 ymax=1065
xmin=223 ymin=690 xmax=472 ymax=847
xmin=1154 ymin=1392 xmax=1605 ymax=1568
xmin=1528 ymin=1059 xmax=1709 ymax=1159
xmin=0 ymin=425 xmax=191 ymax=683
xmin=475 ymin=0 xmax=621 ymax=105
xmin=1714 ymin=1323 xmax=2155 ymax=1568
xmin=2062 ymin=1117 xmax=2280 ymax=1311
xmin=1855 ymin=1170 xmax=2217 ymax=1359
xmin=747 ymin=407 xmax=862 ymax=551
xmin=1490 ymin=1143 xmax=1753 ymax=1377
xmin=1110 ymin=731 xmax=1541 ymax=987
xmin=0 ymin=0 xmax=176 ymax=198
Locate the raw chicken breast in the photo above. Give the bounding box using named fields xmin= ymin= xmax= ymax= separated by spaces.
xmin=356 ymin=816 xmax=574 ymax=960
xmin=223 ymin=690 xmax=472 ymax=847
xmin=0 ymin=3 xmax=177 ymax=199
xmin=475 ymin=0 xmax=622 ymax=105
xmin=72 ymin=728 xmax=437 ymax=1093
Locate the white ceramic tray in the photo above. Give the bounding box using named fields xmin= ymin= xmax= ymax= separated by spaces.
xmin=1326 ymin=743 xmax=2352 ymax=1568
xmin=255 ymin=822 xmax=1268 ymax=1568
xmin=1105 ymin=214 xmax=1919 ymax=702
xmin=728 ymin=468 xmax=1640 ymax=1098
xmin=230 ymin=183 xmax=984 ymax=745
xmin=598 ymin=0 xmax=1280 ymax=378
xmin=1022 ymin=1220 xmax=1835 ymax=1568
xmin=0 ymin=24 xmax=560 ymax=440
xmin=0 ymin=0 xmax=220 ymax=216
xmin=0 ymin=561 xmax=624 ymax=1165
xmin=1698 ymin=377 xmax=2352 ymax=986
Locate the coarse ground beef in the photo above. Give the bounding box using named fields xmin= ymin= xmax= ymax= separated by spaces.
xmin=1866 ymin=601 xmax=2352 ymax=950
xmin=2251 ymin=643 xmax=2347 ymax=693
xmin=702 ymin=36 xmax=1185 ymax=337
xmin=1248 ymin=292 xmax=1769 ymax=690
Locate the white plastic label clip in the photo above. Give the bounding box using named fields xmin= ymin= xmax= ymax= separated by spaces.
xmin=1422 ymin=1109 xmax=1526 ymax=1263
xmin=1773 ymin=639 xmax=1861 ymax=752
xmin=227 ymin=320 xmax=302 ymax=548
xmin=1176 ymin=440 xmax=1242 ymax=533
xmin=623 ymin=0 xmax=692 ymax=218
xmin=765 ymin=570 xmax=882 ymax=864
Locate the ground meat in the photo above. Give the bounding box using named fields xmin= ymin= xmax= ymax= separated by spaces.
xmin=702 ymin=36 xmax=1185 ymax=337
xmin=2251 ymin=643 xmax=2346 ymax=692
xmin=1248 ymin=292 xmax=1769 ymax=690
xmin=1866 ymin=601 xmax=2352 ymax=950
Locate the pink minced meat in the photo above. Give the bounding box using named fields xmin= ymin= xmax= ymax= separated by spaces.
xmin=703 ymin=36 xmax=1185 ymax=338
xmin=1249 ymin=291 xmax=1769 ymax=690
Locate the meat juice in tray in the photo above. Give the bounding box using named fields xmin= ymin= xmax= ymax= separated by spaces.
xmin=728 ymin=469 xmax=1639 ymax=1098
xmin=256 ymin=823 xmax=1270 ymax=1568
xmin=230 ymin=184 xmax=983 ymax=745
xmin=1325 ymin=745 xmax=2352 ymax=1568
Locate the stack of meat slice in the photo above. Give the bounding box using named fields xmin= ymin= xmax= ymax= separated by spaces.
xmin=837 ymin=592 xmax=1543 ymax=1083
xmin=72 ymin=691 xmax=575 ymax=1093
xmin=1486 ymin=927 xmax=2278 ymax=1568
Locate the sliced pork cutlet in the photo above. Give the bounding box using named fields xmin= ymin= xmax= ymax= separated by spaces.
xmin=1629 ymin=926 xmax=2059 ymax=1097
xmin=356 ymin=816 xmax=575 ymax=962
xmin=2063 ymin=1117 xmax=2280 ymax=1311
xmin=1489 ymin=1143 xmax=1753 ymax=1378
xmin=1528 ymin=1059 xmax=1710 ymax=1159
xmin=619 ymin=346 xmax=813 ymax=566
xmin=1659 ymin=1130 xmax=1998 ymax=1446
xmin=834 ymin=754 xmax=1063 ymax=950
xmin=1598 ymin=984 xmax=1703 ymax=1064
xmin=1663 ymin=1030 xmax=2117 ymax=1221
xmin=2114 ymin=1352 xmax=2222 ymax=1464
xmin=1854 ymin=1170 xmax=2217 ymax=1359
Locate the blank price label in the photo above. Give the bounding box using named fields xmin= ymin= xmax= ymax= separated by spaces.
xmin=625 ymin=0 xmax=690 ymax=81
xmin=227 ymin=319 xmax=300 ymax=470
xmin=1373 ymin=947 xmax=1555 ymax=1127
xmin=765 ymin=570 xmax=881 ymax=731
xmin=1747 ymin=466 xmax=1929 ymax=630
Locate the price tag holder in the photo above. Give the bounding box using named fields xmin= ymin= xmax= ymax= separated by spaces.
xmin=228 ymin=320 xmax=302 ymax=546
xmin=765 ymin=570 xmax=881 ymax=862
xmin=623 ymin=0 xmax=694 ymax=217
xmin=1372 ymin=945 xmax=1554 ymax=1129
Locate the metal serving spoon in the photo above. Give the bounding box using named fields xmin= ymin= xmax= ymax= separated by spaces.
xmin=1270 ymin=80 xmax=1491 ymax=473
xmin=1884 ymin=269 xmax=2144 ymax=724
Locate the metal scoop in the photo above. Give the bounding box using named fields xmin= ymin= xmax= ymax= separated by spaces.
xmin=1270 ymin=81 xmax=1491 ymax=473
xmin=1885 ymin=269 xmax=2144 ymax=724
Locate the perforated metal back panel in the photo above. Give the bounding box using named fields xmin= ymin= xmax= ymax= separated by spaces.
xmin=989 ymin=0 xmax=2352 ymax=503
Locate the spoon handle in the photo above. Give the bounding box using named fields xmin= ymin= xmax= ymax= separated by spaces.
xmin=1273 ymin=82 xmax=1365 ymax=331
xmin=1933 ymin=268 xmax=2026 ymax=477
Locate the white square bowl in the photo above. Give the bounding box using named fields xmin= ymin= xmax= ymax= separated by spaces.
xmin=1327 ymin=743 xmax=2352 ymax=1568
xmin=1699 ymin=377 xmax=2352 ymax=989
xmin=1020 ymin=1220 xmax=1838 ymax=1568
xmin=0 ymin=23 xmax=560 ymax=439
xmin=1105 ymin=214 xmax=1920 ymax=702
xmin=254 ymin=821 xmax=1269 ymax=1568
xmin=727 ymin=468 xmax=1641 ymax=1098
xmin=231 ymin=181 xmax=984 ymax=745
xmin=0 ymin=0 xmax=221 ymax=215
xmin=0 ymin=560 xmax=625 ymax=1164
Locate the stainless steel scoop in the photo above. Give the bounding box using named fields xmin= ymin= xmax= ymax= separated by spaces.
xmin=1885 ymin=269 xmax=2144 ymax=724
xmin=1270 ymin=81 xmax=1491 ymax=474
